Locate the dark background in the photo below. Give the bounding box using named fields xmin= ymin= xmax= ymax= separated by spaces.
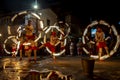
xmin=0 ymin=0 xmax=120 ymax=28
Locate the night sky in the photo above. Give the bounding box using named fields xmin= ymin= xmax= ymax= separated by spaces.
xmin=0 ymin=0 xmax=120 ymax=27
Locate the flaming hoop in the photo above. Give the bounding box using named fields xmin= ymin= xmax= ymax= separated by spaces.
xmin=82 ymin=20 xmax=120 ymax=60
xmin=3 ymin=10 xmax=44 ymax=55
xmin=43 ymin=22 xmax=70 ymax=56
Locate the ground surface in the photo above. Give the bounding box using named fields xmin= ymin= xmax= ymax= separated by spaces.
xmin=0 ymin=55 xmax=120 ymax=80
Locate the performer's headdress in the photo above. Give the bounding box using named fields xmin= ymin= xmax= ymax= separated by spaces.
xmin=51 ymin=31 xmax=56 ymax=37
